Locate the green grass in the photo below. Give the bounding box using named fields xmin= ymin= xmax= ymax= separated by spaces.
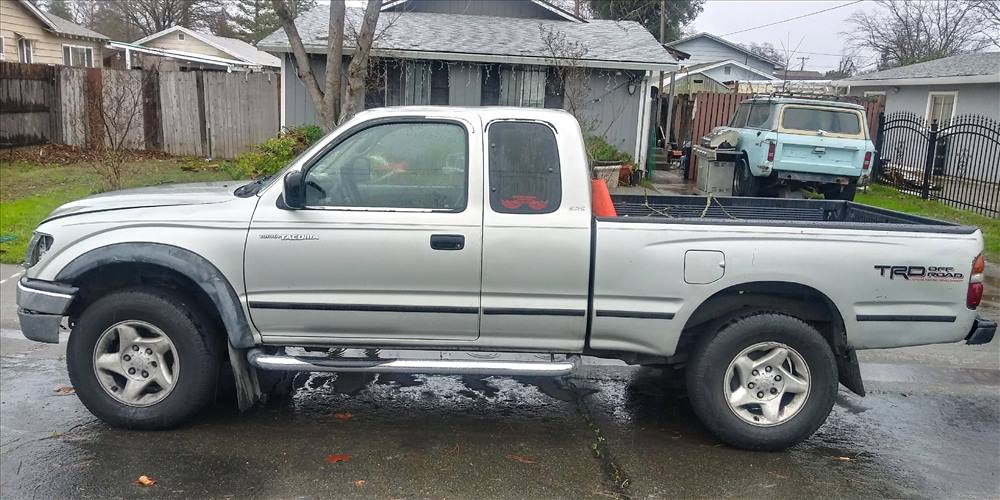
xmin=856 ymin=184 xmax=999 ymax=261
xmin=1 ymin=158 xmax=233 ymax=264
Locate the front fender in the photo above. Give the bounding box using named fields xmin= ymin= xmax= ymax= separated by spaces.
xmin=55 ymin=242 xmax=255 ymax=349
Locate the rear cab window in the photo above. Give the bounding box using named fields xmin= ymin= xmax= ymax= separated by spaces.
xmin=779 ymin=105 xmax=865 ymax=139
xmin=487 ymin=121 xmax=561 ymax=214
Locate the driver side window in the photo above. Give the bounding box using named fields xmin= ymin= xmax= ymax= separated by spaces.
xmin=303 ymin=122 xmax=468 ymax=211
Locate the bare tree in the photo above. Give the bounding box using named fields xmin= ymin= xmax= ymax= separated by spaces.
xmin=272 ymin=0 xmax=385 ymax=131
xmin=539 ymin=25 xmax=593 ymax=130
xmin=846 ymin=0 xmax=989 ymax=69
xmin=83 ymin=70 xmax=149 ymax=190
xmin=823 ymin=53 xmax=860 ymax=79
xmin=971 ymin=0 xmax=1000 ymax=49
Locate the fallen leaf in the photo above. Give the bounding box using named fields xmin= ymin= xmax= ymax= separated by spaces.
xmin=354 ymin=480 xmax=366 ymax=488
xmin=334 ymin=412 xmax=353 ymax=421
xmin=135 ymin=475 xmax=157 ymax=487
xmin=53 ymin=386 xmax=75 ymax=395
xmin=833 ymin=456 xmax=852 ymax=462
xmin=506 ymin=454 xmax=536 ymax=464
xmin=326 ymin=453 xmax=351 ymax=464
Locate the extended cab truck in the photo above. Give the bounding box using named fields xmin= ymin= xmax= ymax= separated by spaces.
xmin=16 ymin=107 xmax=995 ymax=451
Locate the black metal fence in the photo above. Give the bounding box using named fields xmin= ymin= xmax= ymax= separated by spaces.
xmin=873 ymin=111 xmax=1000 ymax=217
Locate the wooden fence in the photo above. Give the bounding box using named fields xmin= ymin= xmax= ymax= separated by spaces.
xmin=0 ymin=61 xmax=279 ymax=158
xmin=668 ymin=91 xmax=886 ymax=179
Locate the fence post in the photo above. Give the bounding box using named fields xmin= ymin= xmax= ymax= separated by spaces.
xmin=872 ymin=111 xmax=885 ymax=182
xmin=921 ymin=119 xmax=938 ymax=200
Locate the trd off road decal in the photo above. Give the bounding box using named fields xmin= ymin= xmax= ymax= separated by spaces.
xmin=874 ymin=265 xmax=964 ymax=282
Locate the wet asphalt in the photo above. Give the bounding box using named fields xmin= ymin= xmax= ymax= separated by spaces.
xmin=1 ymin=262 xmax=999 ymax=499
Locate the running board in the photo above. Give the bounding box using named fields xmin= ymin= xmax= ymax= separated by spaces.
xmin=246 ymin=348 xmax=579 ymax=376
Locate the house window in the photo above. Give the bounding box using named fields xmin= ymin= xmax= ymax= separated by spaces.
xmin=0 ymin=36 xmax=5 ymax=61
xmin=430 ymin=62 xmax=449 ymax=105
xmin=18 ymin=38 xmax=33 ymax=64
xmin=178 ymin=32 xmax=185 ymax=40
xmin=926 ymin=92 xmax=957 ymax=125
xmin=63 ymin=45 xmax=95 ymax=67
xmin=480 ymin=64 xmax=547 ymax=108
xmin=543 ymin=67 xmax=563 ymax=108
xmin=481 ymin=64 xmax=502 ymax=105
xmin=366 ymin=60 xmax=449 ymax=108
xmin=724 ymin=66 xmax=732 ymax=75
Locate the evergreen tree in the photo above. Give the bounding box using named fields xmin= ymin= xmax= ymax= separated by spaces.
xmin=43 ymin=0 xmax=75 ymax=21
xmin=227 ymin=0 xmax=315 ymax=44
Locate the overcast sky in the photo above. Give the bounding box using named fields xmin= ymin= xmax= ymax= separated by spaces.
xmin=692 ymin=0 xmax=879 ymax=72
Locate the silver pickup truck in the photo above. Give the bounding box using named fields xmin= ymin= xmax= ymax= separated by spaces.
xmin=16 ymin=107 xmax=994 ymax=451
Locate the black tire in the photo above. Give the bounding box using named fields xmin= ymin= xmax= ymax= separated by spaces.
xmin=67 ymin=287 xmax=222 ymax=429
xmin=685 ymin=312 xmax=838 ymax=451
xmin=823 ymin=183 xmax=857 ymax=201
xmin=732 ymin=157 xmax=759 ymax=197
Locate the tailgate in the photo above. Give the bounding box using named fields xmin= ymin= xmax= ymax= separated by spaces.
xmin=776 ymin=135 xmax=867 ymax=177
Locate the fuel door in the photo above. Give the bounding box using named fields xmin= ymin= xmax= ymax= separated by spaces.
xmin=685 ymin=250 xmax=725 ymax=284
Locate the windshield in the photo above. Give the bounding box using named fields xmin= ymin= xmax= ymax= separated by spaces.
xmin=780 ymin=106 xmax=863 ymax=136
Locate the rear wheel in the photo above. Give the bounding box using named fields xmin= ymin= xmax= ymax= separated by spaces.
xmin=732 ymin=158 xmax=759 ymax=197
xmin=68 ymin=287 xmax=221 ymax=429
xmin=685 ymin=312 xmax=838 ymax=451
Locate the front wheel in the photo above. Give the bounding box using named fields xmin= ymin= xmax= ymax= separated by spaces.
xmin=67 ymin=287 xmax=221 ymax=429
xmin=686 ymin=313 xmax=838 ymax=451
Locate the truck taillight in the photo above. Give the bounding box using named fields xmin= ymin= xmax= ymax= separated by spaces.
xmin=862 ymin=152 xmax=872 ymax=170
xmin=767 ymin=142 xmax=776 ymax=162
xmin=968 ymin=254 xmax=985 ymax=309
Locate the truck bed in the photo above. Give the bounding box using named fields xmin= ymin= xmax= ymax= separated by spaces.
xmin=608 ymin=195 xmax=976 ymax=233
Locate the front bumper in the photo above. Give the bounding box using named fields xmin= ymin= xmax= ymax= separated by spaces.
xmin=16 ymin=277 xmax=77 ymax=343
xmin=966 ymin=317 xmax=997 ymax=345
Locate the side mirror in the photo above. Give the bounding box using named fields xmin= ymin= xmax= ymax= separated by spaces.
xmin=283 ymin=171 xmax=304 ymax=209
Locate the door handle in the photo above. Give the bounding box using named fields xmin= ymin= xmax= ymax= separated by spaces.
xmin=430 ymin=234 xmax=465 ymax=250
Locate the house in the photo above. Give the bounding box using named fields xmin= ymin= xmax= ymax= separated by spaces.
xmin=664 ymin=60 xmax=778 ymax=94
xmin=125 ymin=26 xmax=280 ymax=72
xmin=836 ymin=52 xmax=1000 ymax=123
xmin=665 ymin=32 xmax=781 ymax=75
xmin=0 ymin=0 xmax=108 ymax=67
xmin=257 ymin=0 xmax=677 ymax=165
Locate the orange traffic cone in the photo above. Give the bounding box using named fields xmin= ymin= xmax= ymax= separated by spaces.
xmin=591 ymin=179 xmax=617 ymax=217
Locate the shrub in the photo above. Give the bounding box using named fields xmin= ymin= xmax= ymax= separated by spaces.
xmin=585 ymin=135 xmax=633 ymax=165
xmin=230 ymin=125 xmax=326 ymax=179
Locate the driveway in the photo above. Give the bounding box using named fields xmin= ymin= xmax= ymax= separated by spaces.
xmin=1 ymin=261 xmax=997 ymax=498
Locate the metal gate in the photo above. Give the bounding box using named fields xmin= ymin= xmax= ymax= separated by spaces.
xmin=874 ymin=111 xmax=1000 ymax=217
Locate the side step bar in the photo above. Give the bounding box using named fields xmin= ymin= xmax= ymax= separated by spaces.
xmin=247 ymin=348 xmax=579 ymax=377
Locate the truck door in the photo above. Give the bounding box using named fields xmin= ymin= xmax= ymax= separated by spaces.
xmin=244 ymin=117 xmax=484 ymax=342
xmin=479 ymin=118 xmax=592 ymax=352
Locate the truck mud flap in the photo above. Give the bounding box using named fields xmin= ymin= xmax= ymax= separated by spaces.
xmin=836 ymin=348 xmax=865 ymax=397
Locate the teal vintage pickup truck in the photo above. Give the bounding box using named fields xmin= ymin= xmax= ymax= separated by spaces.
xmin=695 ymin=97 xmax=876 ymax=201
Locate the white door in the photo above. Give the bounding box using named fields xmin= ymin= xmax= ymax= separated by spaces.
xmin=244 ymin=119 xmax=484 ymax=342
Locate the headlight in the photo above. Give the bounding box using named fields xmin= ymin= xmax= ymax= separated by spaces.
xmin=23 ymin=232 xmax=53 ymax=268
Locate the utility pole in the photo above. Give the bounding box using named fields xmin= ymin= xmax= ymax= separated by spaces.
xmin=797 ymin=56 xmax=809 ymax=71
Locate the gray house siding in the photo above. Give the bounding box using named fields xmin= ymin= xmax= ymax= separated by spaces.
xmin=386 ymin=0 xmax=564 ymax=20
xmin=282 ymin=53 xmax=644 ymax=157
xmin=847 ymin=83 xmax=1000 ymax=122
xmin=670 ymin=37 xmax=776 ymax=74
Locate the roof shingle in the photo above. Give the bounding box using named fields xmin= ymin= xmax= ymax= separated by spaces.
xmin=258 ymin=5 xmax=676 ymax=70
xmin=848 ymin=52 xmax=1000 ymax=81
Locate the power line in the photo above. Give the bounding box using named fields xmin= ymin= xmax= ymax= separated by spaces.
xmin=720 ymin=0 xmax=864 ymax=36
